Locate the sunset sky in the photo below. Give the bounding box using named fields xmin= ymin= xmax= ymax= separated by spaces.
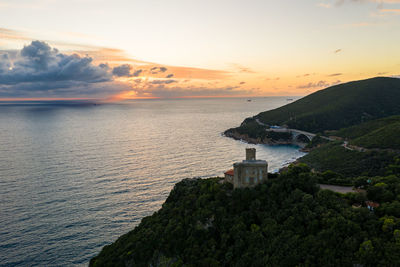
xmin=0 ymin=0 xmax=399 ymax=99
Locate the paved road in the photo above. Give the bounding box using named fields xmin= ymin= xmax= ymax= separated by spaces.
xmin=319 ymin=184 xmax=355 ymax=194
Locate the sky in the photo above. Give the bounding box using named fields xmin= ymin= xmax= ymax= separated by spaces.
xmin=0 ymin=0 xmax=399 ymax=100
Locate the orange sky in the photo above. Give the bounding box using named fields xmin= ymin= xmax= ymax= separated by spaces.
xmin=0 ymin=0 xmax=399 ymax=100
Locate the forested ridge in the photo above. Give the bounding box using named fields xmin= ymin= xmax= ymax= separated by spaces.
xmin=90 ymin=164 xmax=400 ymax=267
xmin=226 ymin=77 xmax=400 ymax=137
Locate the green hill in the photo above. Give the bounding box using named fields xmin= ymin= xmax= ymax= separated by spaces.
xmin=299 ymin=142 xmax=398 ymax=180
xmin=299 ymin=116 xmax=400 ymax=179
xmin=90 ymin=165 xmax=400 ymax=266
xmin=253 ymin=77 xmax=400 ymax=133
xmin=333 ymin=115 xmax=400 ymax=150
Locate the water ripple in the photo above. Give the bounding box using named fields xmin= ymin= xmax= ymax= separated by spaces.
xmin=0 ymin=97 xmax=305 ymax=266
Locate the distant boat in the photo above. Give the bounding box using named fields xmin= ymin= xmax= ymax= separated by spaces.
xmin=247 ymin=99 xmax=252 ymax=102
xmin=286 ymin=98 xmax=293 ymax=101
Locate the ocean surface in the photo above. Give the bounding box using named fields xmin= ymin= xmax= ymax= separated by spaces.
xmin=0 ymin=97 xmax=305 ymax=266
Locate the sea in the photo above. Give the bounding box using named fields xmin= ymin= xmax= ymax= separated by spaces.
xmin=0 ymin=97 xmax=305 ymax=266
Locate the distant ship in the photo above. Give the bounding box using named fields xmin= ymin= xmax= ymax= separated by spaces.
xmin=286 ymin=98 xmax=293 ymax=101
xmin=247 ymin=99 xmax=252 ymax=102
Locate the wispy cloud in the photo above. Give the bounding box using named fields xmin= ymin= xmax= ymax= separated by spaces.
xmin=230 ymin=63 xmax=255 ymax=74
xmin=0 ymin=27 xmax=31 ymax=41
xmin=334 ymin=48 xmax=342 ymax=54
xmin=380 ymin=8 xmax=400 ymax=13
xmin=297 ymin=80 xmax=341 ymax=89
xmin=335 ymin=0 xmax=400 ymax=5
xmin=318 ymin=3 xmax=332 ymax=8
xmin=328 ymin=73 xmax=343 ymax=76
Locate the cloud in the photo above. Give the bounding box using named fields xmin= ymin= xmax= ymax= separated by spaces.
xmin=334 ymin=49 xmax=342 ymax=54
xmin=0 ymin=41 xmax=111 ymax=85
xmin=132 ymin=84 xmax=252 ymax=98
xmin=0 ymin=27 xmax=31 ymax=41
xmin=240 ymin=81 xmax=246 ymax=84
xmin=297 ymin=80 xmax=330 ymax=89
xmin=112 ymin=64 xmax=143 ymax=77
xmin=380 ymin=8 xmax=400 ymax=13
xmin=0 ymin=39 xmax=231 ymax=99
xmin=334 ymin=0 xmax=400 ymax=8
xmin=328 ymin=73 xmax=343 ymax=76
xmin=0 ymin=41 xmax=116 ymax=97
xmin=133 ymin=69 xmax=143 ymax=77
xmin=150 ymin=79 xmax=177 ymax=84
xmin=150 ymin=66 xmax=168 ymax=74
xmin=112 ymin=64 xmax=132 ymax=77
xmin=318 ymin=3 xmax=332 ymax=8
xmin=297 ymin=80 xmax=343 ymax=89
xmin=230 ymin=63 xmax=255 ymax=73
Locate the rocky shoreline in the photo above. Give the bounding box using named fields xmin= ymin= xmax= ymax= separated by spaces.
xmin=223 ymin=129 xmax=295 ymax=146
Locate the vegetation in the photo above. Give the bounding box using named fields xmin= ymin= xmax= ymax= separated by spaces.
xmin=335 ymin=115 xmax=400 ymax=140
xmin=299 ymin=142 xmax=399 ymax=181
xmin=234 ymin=77 xmax=400 ymax=134
xmin=90 ymin=164 xmax=400 ymax=267
xmin=225 ymin=118 xmax=292 ymax=142
xmin=333 ymin=115 xmax=400 ymax=150
xmin=304 ymin=134 xmax=329 ymax=149
xmin=298 ymin=115 xmax=400 ymax=179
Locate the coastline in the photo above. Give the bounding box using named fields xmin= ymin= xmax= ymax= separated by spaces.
xmin=223 ymin=129 xmax=308 ymax=150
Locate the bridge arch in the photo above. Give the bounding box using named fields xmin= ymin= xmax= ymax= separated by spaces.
xmin=294 ymin=133 xmax=312 ymax=143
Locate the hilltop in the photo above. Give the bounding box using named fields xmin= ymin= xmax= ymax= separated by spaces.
xmin=90 ymin=165 xmax=400 ymax=266
xmin=227 ymin=77 xmax=400 ymax=136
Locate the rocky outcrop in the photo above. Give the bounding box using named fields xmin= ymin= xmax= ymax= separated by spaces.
xmin=223 ymin=129 xmax=293 ymax=146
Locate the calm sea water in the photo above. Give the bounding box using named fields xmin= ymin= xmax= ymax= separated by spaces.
xmin=0 ymin=97 xmax=305 ymax=266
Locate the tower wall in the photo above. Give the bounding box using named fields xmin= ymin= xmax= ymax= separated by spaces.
xmin=246 ymin=148 xmax=256 ymax=160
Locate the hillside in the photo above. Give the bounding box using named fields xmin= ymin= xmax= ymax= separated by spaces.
xmin=247 ymin=77 xmax=400 ymax=133
xmin=90 ymin=165 xmax=400 ymax=266
xmin=299 ymin=116 xmax=400 ymax=179
xmin=334 ymin=115 xmax=400 ymax=150
xmin=299 ymin=142 xmax=399 ymax=181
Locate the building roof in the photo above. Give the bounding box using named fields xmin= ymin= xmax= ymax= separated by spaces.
xmin=224 ymin=169 xmax=234 ymax=176
xmin=365 ymin=201 xmax=380 ymax=208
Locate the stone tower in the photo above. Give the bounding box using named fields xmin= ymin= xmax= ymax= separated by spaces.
xmin=225 ymin=148 xmax=268 ymax=189
xmin=246 ymin=148 xmax=256 ymax=160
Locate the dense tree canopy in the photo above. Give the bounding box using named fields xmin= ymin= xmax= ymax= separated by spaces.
xmin=90 ymin=164 xmax=400 ymax=267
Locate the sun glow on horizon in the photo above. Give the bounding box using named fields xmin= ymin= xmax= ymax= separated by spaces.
xmin=0 ymin=0 xmax=399 ymax=99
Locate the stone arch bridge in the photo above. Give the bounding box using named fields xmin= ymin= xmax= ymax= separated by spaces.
xmin=290 ymin=129 xmax=316 ymax=142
